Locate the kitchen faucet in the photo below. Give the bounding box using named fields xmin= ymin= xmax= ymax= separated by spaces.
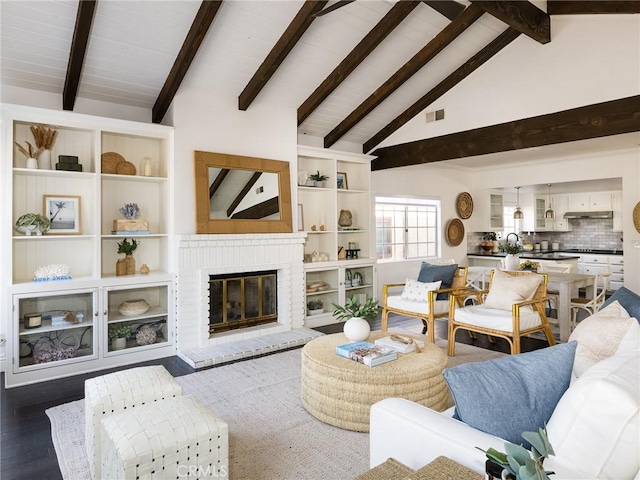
xmin=506 ymin=232 xmax=519 ymax=246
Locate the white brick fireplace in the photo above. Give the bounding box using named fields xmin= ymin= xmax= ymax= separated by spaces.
xmin=175 ymin=233 xmax=306 ymax=351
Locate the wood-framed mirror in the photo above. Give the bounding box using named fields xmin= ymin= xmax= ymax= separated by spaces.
xmin=194 ymin=151 xmax=293 ymax=234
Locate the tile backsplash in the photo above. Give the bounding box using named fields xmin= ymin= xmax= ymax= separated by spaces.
xmin=468 ymin=218 xmax=623 ymax=252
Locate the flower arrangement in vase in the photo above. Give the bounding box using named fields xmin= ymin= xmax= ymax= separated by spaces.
xmin=14 ymin=140 xmax=43 ymax=169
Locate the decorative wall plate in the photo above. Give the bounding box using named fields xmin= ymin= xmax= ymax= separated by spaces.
xmin=456 ymin=192 xmax=473 ymax=219
xmin=633 ymin=201 xmax=640 ymax=233
xmin=445 ymin=218 xmax=465 ymax=246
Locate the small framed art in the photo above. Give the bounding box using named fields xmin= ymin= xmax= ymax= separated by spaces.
xmin=44 ymin=195 xmax=82 ymax=234
xmin=336 ymin=172 xmax=348 ymax=190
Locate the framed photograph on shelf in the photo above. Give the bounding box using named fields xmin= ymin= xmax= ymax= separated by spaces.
xmin=298 ymin=204 xmax=304 ymax=231
xmin=43 ymin=195 xmax=82 ymax=234
xmin=337 ymin=172 xmax=348 ymax=190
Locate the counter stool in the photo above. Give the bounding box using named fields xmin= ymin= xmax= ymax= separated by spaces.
xmin=84 ymin=365 xmax=183 ymax=479
xmin=101 ymin=396 xmax=229 ymax=480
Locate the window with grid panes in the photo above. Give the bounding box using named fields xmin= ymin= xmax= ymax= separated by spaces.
xmin=375 ymin=196 xmax=440 ymax=261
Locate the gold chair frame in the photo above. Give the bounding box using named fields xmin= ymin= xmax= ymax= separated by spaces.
xmin=381 ymin=267 xmax=468 ymax=344
xmin=447 ymin=270 xmax=556 ymax=355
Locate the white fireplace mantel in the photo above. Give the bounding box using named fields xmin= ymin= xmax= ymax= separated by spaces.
xmin=175 ymin=233 xmax=306 ymax=351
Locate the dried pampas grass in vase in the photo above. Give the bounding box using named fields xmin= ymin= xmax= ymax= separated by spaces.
xmin=14 ymin=140 xmax=43 ymax=169
xmin=30 ymin=125 xmax=58 ymax=170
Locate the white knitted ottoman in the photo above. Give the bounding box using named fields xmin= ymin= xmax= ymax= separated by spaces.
xmin=101 ymin=396 xmax=229 ymax=480
xmin=84 ymin=365 xmax=183 ymax=479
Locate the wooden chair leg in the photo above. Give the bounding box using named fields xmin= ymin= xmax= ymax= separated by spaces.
xmin=381 ymin=309 xmax=389 ymax=332
xmin=447 ymin=324 xmax=456 ymax=356
xmin=512 ymin=335 xmax=521 ymax=355
xmin=425 ymin=318 xmax=435 ymax=344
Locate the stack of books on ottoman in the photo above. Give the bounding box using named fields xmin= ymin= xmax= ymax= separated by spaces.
xmin=336 ymin=341 xmax=397 ymax=367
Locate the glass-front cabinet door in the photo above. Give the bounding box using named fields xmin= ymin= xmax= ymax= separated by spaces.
xmin=104 ymin=282 xmax=171 ymax=355
xmin=14 ymin=288 xmax=98 ymax=372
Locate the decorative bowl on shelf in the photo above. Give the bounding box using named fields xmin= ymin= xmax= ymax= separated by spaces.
xmin=118 ymin=299 xmax=150 ymax=316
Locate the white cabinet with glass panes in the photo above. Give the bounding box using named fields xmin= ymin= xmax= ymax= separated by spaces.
xmin=297 ymin=146 xmax=376 ymax=327
xmin=2 ymin=104 xmax=175 ymax=387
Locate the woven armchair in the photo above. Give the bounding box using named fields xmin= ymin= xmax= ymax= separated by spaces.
xmin=381 ymin=267 xmax=468 ymax=344
xmin=447 ymin=270 xmax=555 ymax=355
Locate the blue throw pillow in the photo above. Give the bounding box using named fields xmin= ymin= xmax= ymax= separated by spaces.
xmin=443 ymin=341 xmax=577 ymax=447
xmin=601 ymin=287 xmax=640 ymax=322
xmin=417 ymin=262 xmax=458 ymax=300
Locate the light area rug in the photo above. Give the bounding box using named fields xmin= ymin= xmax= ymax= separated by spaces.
xmin=46 ymin=342 xmax=504 ymax=480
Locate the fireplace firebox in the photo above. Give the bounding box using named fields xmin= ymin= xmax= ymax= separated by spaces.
xmin=208 ymin=270 xmax=277 ymax=334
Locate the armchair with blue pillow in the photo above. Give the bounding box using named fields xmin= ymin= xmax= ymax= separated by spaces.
xmin=381 ymin=262 xmax=468 ymax=344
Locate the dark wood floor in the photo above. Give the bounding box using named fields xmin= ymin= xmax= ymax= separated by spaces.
xmin=0 ymin=318 xmax=548 ymax=480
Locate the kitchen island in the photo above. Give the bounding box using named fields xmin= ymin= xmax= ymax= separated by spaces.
xmin=467 ymin=252 xmax=581 ymax=271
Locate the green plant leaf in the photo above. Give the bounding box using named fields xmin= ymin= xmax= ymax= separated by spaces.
xmin=522 ymin=431 xmax=546 ymax=458
xmin=484 ymin=447 xmax=509 ymax=466
xmin=505 ymin=442 xmax=531 ymax=466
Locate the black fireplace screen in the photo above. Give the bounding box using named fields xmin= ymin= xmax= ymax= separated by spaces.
xmin=209 ymin=270 xmax=277 ymax=334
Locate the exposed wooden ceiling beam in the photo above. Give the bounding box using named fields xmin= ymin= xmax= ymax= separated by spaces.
xmin=371 ymin=95 xmax=640 ymax=171
xmin=209 ymin=168 xmax=230 ymax=199
xmin=152 ymin=1 xmax=223 ymax=124
xmin=324 ymin=4 xmax=484 ymax=148
xmin=548 ymin=1 xmax=640 ymax=14
xmin=364 ymin=27 xmax=521 ymax=154
xmin=227 ymin=172 xmax=262 ymax=217
xmin=297 ymin=1 xmax=420 ymax=126
xmin=313 ymin=0 xmax=355 ymax=17
xmin=471 ymin=1 xmax=550 ymax=44
xmin=239 ymin=1 xmax=328 ymax=111
xmin=63 ymin=0 xmax=97 ymax=111
xmin=422 ymin=1 xmax=466 ymax=20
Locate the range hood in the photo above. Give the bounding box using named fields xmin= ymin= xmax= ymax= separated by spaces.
xmin=563 ymin=211 xmax=613 ymax=219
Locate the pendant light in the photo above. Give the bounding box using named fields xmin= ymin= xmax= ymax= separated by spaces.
xmin=545 ymin=184 xmax=555 ymax=219
xmin=514 ymin=186 xmax=524 ymax=220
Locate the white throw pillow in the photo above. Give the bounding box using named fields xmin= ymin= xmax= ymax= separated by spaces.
xmin=400 ymin=279 xmax=442 ymax=302
xmin=569 ymin=300 xmax=634 ymax=377
xmin=483 ymin=270 xmax=542 ymax=311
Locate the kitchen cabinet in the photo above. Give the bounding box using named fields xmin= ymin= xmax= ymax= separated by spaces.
xmin=490 ymin=193 xmax=504 ymax=229
xmin=568 ymin=193 xmax=612 ymax=211
xmin=576 ymin=253 xmax=623 ymax=291
xmin=612 ymin=191 xmax=623 ymax=231
xmin=551 ymin=195 xmax=572 ymax=231
xmin=2 ymin=104 xmax=176 ymax=387
xmin=534 ymin=196 xmax=548 ymax=231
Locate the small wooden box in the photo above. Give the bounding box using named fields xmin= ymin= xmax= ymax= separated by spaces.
xmin=112 ymin=219 xmax=149 ymax=232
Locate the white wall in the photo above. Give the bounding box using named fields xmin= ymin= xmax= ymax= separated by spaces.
xmin=378 ymin=15 xmax=640 ymax=149
xmin=171 ymin=88 xmax=298 ymax=234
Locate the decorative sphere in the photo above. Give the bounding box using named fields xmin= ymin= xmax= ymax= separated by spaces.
xmin=343 ymin=317 xmax=371 ymax=343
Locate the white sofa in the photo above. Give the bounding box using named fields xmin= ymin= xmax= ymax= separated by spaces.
xmin=370 ymin=305 xmax=640 ymax=480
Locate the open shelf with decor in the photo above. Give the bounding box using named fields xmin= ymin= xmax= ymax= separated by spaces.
xmin=2 ymin=104 xmax=175 ymax=387
xmin=297 ymin=146 xmax=376 ymax=328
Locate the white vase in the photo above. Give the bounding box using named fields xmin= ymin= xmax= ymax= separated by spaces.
xmin=38 ymin=149 xmax=52 ymax=170
xmin=26 ymin=157 xmax=38 ymax=169
xmin=343 ymin=316 xmax=370 ymax=343
xmin=112 ymin=337 xmax=127 ymax=351
xmin=504 ymin=254 xmax=520 ymax=271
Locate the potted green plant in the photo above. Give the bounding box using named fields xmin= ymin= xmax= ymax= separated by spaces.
xmin=308 ymin=170 xmax=329 ymax=187
xmin=307 ymin=299 xmax=324 ymax=315
xmin=15 ymin=213 xmax=51 ymax=236
xmin=332 ymin=295 xmax=381 ymax=342
xmin=108 ymin=323 xmax=131 ymax=350
xmin=501 ymin=242 xmax=524 ymax=271
xmin=116 ymin=238 xmax=139 ymax=275
xmin=479 ymin=426 xmax=555 ymax=480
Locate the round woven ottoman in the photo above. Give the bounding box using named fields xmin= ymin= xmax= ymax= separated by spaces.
xmin=301 ymin=331 xmax=449 ymax=432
